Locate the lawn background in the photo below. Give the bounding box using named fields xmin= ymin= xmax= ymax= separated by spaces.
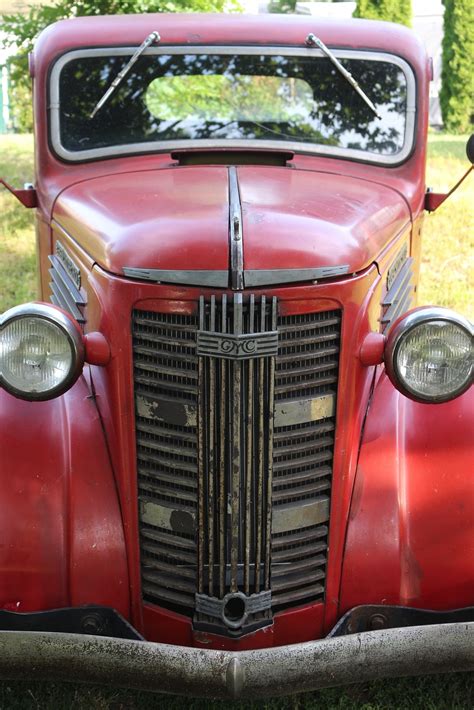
xmin=0 ymin=133 xmax=473 ymax=708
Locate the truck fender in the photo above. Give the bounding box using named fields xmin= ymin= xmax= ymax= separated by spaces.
xmin=340 ymin=373 xmax=473 ymax=612
xmin=0 ymin=375 xmax=129 ymax=616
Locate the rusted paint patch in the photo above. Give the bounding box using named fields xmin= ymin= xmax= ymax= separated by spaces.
xmin=140 ymin=500 xmax=196 ymax=535
xmin=272 ymin=497 xmax=330 ymax=535
xmin=136 ymin=395 xmax=197 ymax=427
xmin=274 ymin=394 xmax=335 ymax=428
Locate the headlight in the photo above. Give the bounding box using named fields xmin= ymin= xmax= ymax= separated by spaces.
xmin=385 ymin=308 xmax=473 ymax=403
xmin=0 ymin=303 xmax=85 ymax=401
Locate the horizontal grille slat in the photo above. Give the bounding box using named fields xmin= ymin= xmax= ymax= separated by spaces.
xmin=274 ymin=421 xmax=335 ymax=443
xmin=139 ymin=480 xmax=198 ymax=504
xmin=141 ymin=539 xmax=197 ymax=564
xmin=272 ymin=479 xmax=331 ymax=502
xmin=276 ymin=346 xmax=339 ymax=364
xmin=278 ymin=315 xmax=341 ymax=334
xmin=272 ymin=568 xmax=326 ymax=592
xmin=142 ymin=584 xmax=195 ymax=608
xmin=135 ymin=361 xmax=199 ymax=380
xmin=273 ymin=449 xmax=333 ymax=472
xmin=273 ymin=466 xmax=332 ymax=487
xmin=272 ymin=540 xmax=327 ymax=562
xmin=136 ymin=420 xmax=197 ymax=444
xmin=272 ymin=554 xmax=326 ymax=577
xmin=141 ymin=525 xmax=195 ymax=551
xmin=272 ymin=584 xmax=325 ymax=607
xmin=272 ymin=524 xmax=329 ymax=550
xmin=141 ymin=556 xmax=196 ymax=580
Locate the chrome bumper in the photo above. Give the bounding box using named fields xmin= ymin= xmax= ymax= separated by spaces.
xmin=0 ymin=622 xmax=473 ymax=699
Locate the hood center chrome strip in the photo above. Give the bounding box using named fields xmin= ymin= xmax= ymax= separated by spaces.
xmin=228 ymin=166 xmax=244 ymax=291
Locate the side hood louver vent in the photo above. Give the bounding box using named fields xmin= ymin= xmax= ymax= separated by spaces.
xmin=48 ymin=242 xmax=87 ymax=325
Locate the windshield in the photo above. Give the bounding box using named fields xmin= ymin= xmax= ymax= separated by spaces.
xmin=51 ymin=48 xmax=415 ymax=164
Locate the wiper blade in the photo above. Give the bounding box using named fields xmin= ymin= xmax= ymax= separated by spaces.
xmin=90 ymin=31 xmax=160 ymax=119
xmin=306 ymin=33 xmax=381 ymax=119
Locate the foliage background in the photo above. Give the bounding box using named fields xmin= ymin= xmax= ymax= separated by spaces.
xmin=353 ymin=0 xmax=411 ymax=27
xmin=440 ymin=0 xmax=474 ymax=134
xmin=1 ymin=0 xmax=238 ymax=131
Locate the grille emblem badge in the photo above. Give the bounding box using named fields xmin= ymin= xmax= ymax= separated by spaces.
xmin=197 ymin=330 xmax=278 ymax=360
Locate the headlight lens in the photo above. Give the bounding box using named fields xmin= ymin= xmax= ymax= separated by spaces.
xmin=0 ymin=303 xmax=84 ymax=400
xmin=386 ymin=308 xmax=473 ymax=403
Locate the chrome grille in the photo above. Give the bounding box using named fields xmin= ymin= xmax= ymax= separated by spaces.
xmin=272 ymin=310 xmax=340 ymax=609
xmin=132 ymin=301 xmax=341 ymax=634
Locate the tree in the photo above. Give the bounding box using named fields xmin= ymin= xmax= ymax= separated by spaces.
xmin=2 ymin=0 xmax=237 ymax=132
xmin=353 ymin=0 xmax=411 ymax=27
xmin=440 ymin=0 xmax=474 ymax=134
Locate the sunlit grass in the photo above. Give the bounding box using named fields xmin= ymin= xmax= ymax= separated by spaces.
xmin=0 ymin=134 xmax=36 ymax=310
xmin=420 ymin=133 xmax=473 ymax=318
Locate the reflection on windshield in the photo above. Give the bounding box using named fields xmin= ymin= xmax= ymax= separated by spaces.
xmin=58 ymin=53 xmax=407 ymax=156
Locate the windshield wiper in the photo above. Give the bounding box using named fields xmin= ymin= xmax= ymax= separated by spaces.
xmin=305 ymin=33 xmax=381 ymax=119
xmin=90 ymin=31 xmax=160 ymax=119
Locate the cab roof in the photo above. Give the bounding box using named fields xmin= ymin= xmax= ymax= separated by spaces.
xmin=33 ymin=13 xmax=428 ymax=76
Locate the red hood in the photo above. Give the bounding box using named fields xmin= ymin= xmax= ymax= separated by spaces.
xmin=53 ymin=165 xmax=410 ymax=279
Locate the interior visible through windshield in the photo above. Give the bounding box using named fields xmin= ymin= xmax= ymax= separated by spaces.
xmin=54 ymin=50 xmax=410 ymax=160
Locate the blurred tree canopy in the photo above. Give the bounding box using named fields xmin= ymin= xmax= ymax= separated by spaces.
xmin=353 ymin=0 xmax=411 ymax=27
xmin=440 ymin=0 xmax=474 ymax=134
xmin=1 ymin=0 xmax=238 ymax=132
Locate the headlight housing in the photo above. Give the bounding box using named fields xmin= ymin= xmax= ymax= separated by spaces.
xmin=0 ymin=303 xmax=85 ymax=401
xmin=385 ymin=308 xmax=473 ymax=403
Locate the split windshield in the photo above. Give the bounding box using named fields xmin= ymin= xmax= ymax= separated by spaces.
xmin=54 ymin=50 xmax=411 ymax=162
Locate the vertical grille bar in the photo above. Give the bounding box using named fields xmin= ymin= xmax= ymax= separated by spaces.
xmin=197 ymin=298 xmax=206 ymax=595
xmin=218 ymin=295 xmax=227 ymax=598
xmin=230 ymin=295 xmax=243 ymax=592
xmin=254 ymin=296 xmax=266 ymax=594
xmin=207 ymin=296 xmax=216 ymax=596
xmin=244 ymin=295 xmax=255 ymax=596
xmin=265 ymin=297 xmax=277 ymax=589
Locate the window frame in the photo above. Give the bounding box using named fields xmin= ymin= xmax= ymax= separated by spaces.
xmin=49 ymin=45 xmax=417 ymax=166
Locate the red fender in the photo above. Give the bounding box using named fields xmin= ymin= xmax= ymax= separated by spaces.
xmin=340 ymin=373 xmax=474 ymax=612
xmin=0 ymin=374 xmax=129 ymax=617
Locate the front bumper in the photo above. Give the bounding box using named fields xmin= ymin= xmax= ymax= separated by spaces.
xmin=0 ymin=607 xmax=473 ymax=699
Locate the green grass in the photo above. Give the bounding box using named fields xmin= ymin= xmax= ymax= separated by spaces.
xmin=1 ymin=134 xmax=473 ymax=707
xmin=0 ymin=134 xmax=36 ymax=310
xmin=0 ymin=672 xmax=473 ymax=710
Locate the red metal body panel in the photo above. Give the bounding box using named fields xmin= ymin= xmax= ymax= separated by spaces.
xmin=340 ymin=373 xmax=474 ymax=612
xmin=53 ymin=168 xmax=231 ymax=273
xmin=53 ymin=165 xmax=409 ymax=276
xmin=0 ymin=376 xmax=129 ymax=617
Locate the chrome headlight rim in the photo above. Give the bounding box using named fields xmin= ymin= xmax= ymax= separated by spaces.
xmin=385 ymin=307 xmax=473 ymax=404
xmin=0 ymin=302 xmax=85 ymax=401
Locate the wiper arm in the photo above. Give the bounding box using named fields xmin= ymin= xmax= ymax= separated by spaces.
xmin=306 ymin=33 xmax=381 ymax=119
xmin=90 ymin=31 xmax=160 ymax=119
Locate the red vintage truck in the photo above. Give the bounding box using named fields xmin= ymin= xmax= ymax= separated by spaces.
xmin=0 ymin=13 xmax=473 ymax=699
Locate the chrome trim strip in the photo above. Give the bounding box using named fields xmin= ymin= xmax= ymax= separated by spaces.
xmin=49 ymin=47 xmax=416 ymax=166
xmin=1 ymin=623 xmax=472 ymax=698
xmin=123 ymin=267 xmax=229 ymax=287
xmin=228 ymin=166 xmax=244 ymax=290
xmin=123 ymin=266 xmax=349 ymax=287
xmin=245 ymin=266 xmax=349 ymax=286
